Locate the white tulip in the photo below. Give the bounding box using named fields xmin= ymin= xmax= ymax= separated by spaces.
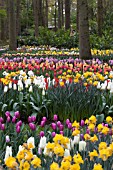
xmin=79 ymin=141 xmax=86 ymax=152
xmin=9 ymin=82 xmax=12 ymax=89
xmin=97 ymin=82 xmax=101 ymax=89
xmin=4 ymin=146 xmax=12 ymax=162
xmin=64 ymin=149 xmax=70 ymax=157
xmin=4 ymin=86 xmax=8 ymax=93
xmin=13 ymin=84 xmax=17 ymax=90
xmin=74 ymin=134 xmax=80 ymax=144
xmin=42 ymin=88 xmax=45 ymax=96
xmin=27 ymin=137 xmax=35 ymax=148
xmin=29 ymin=85 xmax=33 ymax=92
xmin=39 ymin=136 xmax=46 ymax=149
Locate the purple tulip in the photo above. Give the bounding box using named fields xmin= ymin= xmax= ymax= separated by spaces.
xmin=57 ymin=121 xmax=61 ymax=127
xmin=51 ymin=123 xmax=57 ymax=130
xmin=80 ymin=120 xmax=85 ymax=127
xmin=31 ymin=116 xmax=36 ymax=122
xmin=68 ymin=123 xmax=72 ymax=129
xmin=80 ymin=134 xmax=84 ymax=140
xmin=60 ymin=131 xmax=64 ymax=135
xmin=66 ymin=119 xmax=70 ymax=126
xmin=7 ymin=116 xmax=11 ymax=123
xmin=0 ymin=117 xmax=4 ymax=123
xmin=12 ymin=116 xmax=16 ymax=123
xmin=102 ymin=123 xmax=104 ymax=126
xmin=59 ymin=124 xmax=64 ymax=131
xmin=51 ymin=132 xmax=56 ymax=137
xmin=40 ymin=121 xmax=45 ymax=127
xmin=16 ymin=126 xmax=20 ymax=133
xmin=29 ymin=123 xmax=36 ymax=131
xmin=109 ymin=129 xmax=112 ymax=136
xmin=53 ymin=114 xmax=58 ymax=121
xmin=42 ymin=117 xmax=47 ymax=122
xmin=28 ymin=116 xmax=32 ymax=123
xmin=16 ymin=120 xmax=22 ymax=127
xmin=6 ymin=136 xmax=10 ymax=143
xmin=86 ymin=128 xmax=90 ymax=134
xmin=1 ymin=124 xmax=5 ymax=131
xmin=14 ymin=111 xmax=20 ymax=118
xmin=94 ymin=127 xmax=98 ymax=133
xmin=105 ymin=124 xmax=108 ymax=127
xmin=40 ymin=131 xmax=44 ymax=137
xmin=5 ymin=111 xmax=10 ymax=117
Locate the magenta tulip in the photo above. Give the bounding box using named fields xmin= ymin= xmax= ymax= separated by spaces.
xmin=14 ymin=111 xmax=20 ymax=118
xmin=51 ymin=123 xmax=56 ymax=130
xmin=53 ymin=114 xmax=58 ymax=121
xmin=40 ymin=131 xmax=44 ymax=137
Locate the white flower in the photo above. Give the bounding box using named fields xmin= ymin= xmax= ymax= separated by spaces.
xmin=29 ymin=85 xmax=33 ymax=92
xmin=39 ymin=136 xmax=46 ymax=149
xmin=9 ymin=82 xmax=12 ymax=89
xmin=6 ymin=136 xmax=10 ymax=143
xmin=43 ymin=145 xmax=52 ymax=157
xmin=2 ymin=71 xmax=8 ymax=76
xmin=4 ymin=146 xmax=12 ymax=162
xmin=107 ymin=82 xmax=112 ymax=90
xmin=79 ymin=141 xmax=86 ymax=152
xmin=18 ymin=145 xmax=24 ymax=154
xmin=101 ymin=83 xmax=106 ymax=90
xmin=20 ymin=70 xmax=24 ymax=75
xmin=47 ymin=77 xmax=50 ymax=86
xmin=13 ymin=84 xmax=17 ymax=90
xmin=74 ymin=134 xmax=80 ymax=144
xmin=42 ymin=88 xmax=45 ymax=96
xmin=64 ymin=149 xmax=70 ymax=157
xmin=27 ymin=137 xmax=35 ymax=148
xmin=97 ymin=82 xmax=101 ymax=89
xmin=4 ymin=86 xmax=8 ymax=93
xmin=52 ymin=79 xmax=55 ymax=86
xmin=28 ymin=70 xmax=34 ymax=77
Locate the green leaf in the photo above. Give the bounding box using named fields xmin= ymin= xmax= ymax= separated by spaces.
xmin=13 ymin=103 xmax=19 ymax=110
xmin=10 ymin=111 xmax=15 ymax=117
xmin=2 ymin=104 xmax=7 ymax=112
xmin=19 ymin=92 xmax=23 ymax=103
xmin=96 ymin=114 xmax=104 ymax=124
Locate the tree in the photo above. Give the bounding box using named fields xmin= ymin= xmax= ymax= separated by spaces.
xmin=16 ymin=0 xmax=21 ymax=36
xmin=65 ymin=0 xmax=70 ymax=30
xmin=79 ymin=0 xmax=91 ymax=59
xmin=8 ymin=0 xmax=17 ymax=50
xmin=58 ymin=0 xmax=61 ymax=29
xmin=97 ymin=0 xmax=103 ymax=37
xmin=33 ymin=0 xmax=39 ymax=38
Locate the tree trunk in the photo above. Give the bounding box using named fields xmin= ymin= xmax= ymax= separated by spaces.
xmin=33 ymin=0 xmax=39 ymax=38
xmin=8 ymin=0 xmax=17 ymax=50
xmin=79 ymin=0 xmax=91 ymax=59
xmin=0 ymin=0 xmax=6 ymax=41
xmin=45 ymin=0 xmax=48 ymax=27
xmin=76 ymin=0 xmax=79 ymax=31
xmin=58 ymin=0 xmax=62 ymax=29
xmin=16 ymin=0 xmax=21 ymax=36
xmin=65 ymin=0 xmax=70 ymax=30
xmin=38 ymin=0 xmax=43 ymax=26
xmin=54 ymin=0 xmax=57 ymax=31
xmin=61 ymin=0 xmax=64 ymax=27
xmin=97 ymin=0 xmax=103 ymax=37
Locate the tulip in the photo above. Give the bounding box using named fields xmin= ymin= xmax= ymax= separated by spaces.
xmin=29 ymin=123 xmax=36 ymax=131
xmin=80 ymin=134 xmax=84 ymax=140
xmin=66 ymin=119 xmax=70 ymax=126
xmin=64 ymin=149 xmax=70 ymax=157
xmin=14 ymin=111 xmax=20 ymax=118
xmin=86 ymin=128 xmax=90 ymax=134
xmin=80 ymin=120 xmax=85 ymax=127
xmin=29 ymin=85 xmax=33 ymax=92
xmin=51 ymin=132 xmax=56 ymax=137
xmin=13 ymin=84 xmax=17 ymax=90
xmin=51 ymin=123 xmax=56 ymax=130
xmin=6 ymin=135 xmax=10 ymax=143
xmin=40 ymin=121 xmax=45 ymax=127
xmin=27 ymin=137 xmax=35 ymax=148
xmin=53 ymin=114 xmax=58 ymax=121
xmin=7 ymin=116 xmax=11 ymax=123
xmin=4 ymin=86 xmax=8 ymax=93
xmin=57 ymin=121 xmax=61 ymax=127
xmin=39 ymin=136 xmax=46 ymax=149
xmin=42 ymin=117 xmax=47 ymax=122
xmin=40 ymin=131 xmax=45 ymax=137
xmin=16 ymin=120 xmax=22 ymax=127
xmin=4 ymin=146 xmax=12 ymax=162
xmin=16 ymin=126 xmax=20 ymax=133
xmin=59 ymin=124 xmax=64 ymax=131
xmin=1 ymin=124 xmax=5 ymax=130
xmin=79 ymin=141 xmax=86 ymax=152
xmin=105 ymin=124 xmax=108 ymax=127
xmin=60 ymin=131 xmax=64 ymax=135
xmin=31 ymin=116 xmax=36 ymax=122
xmin=68 ymin=123 xmax=72 ymax=129
xmin=12 ymin=116 xmax=16 ymax=123
xmin=28 ymin=116 xmax=32 ymax=123
xmin=0 ymin=117 xmax=4 ymax=123
xmin=5 ymin=111 xmax=10 ymax=117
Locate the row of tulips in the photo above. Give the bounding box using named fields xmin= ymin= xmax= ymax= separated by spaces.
xmin=0 ymin=113 xmax=113 ymax=169
xmin=3 ymin=46 xmax=113 ymax=57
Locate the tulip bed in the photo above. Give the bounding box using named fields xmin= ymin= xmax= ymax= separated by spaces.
xmin=0 ymin=48 xmax=113 ymax=169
